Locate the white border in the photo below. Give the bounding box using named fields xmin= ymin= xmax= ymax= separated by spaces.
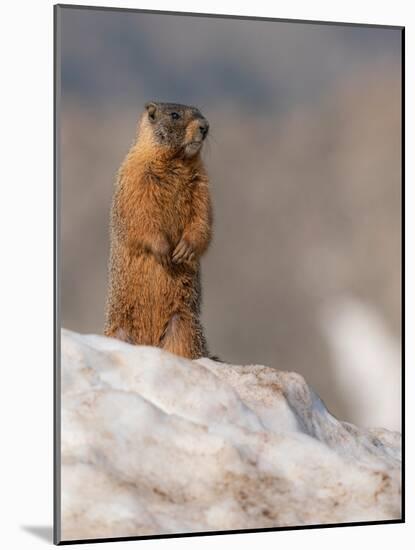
xmin=1 ymin=1 xmax=411 ymax=548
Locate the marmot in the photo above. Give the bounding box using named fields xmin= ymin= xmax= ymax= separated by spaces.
xmin=104 ymin=101 xmax=212 ymax=359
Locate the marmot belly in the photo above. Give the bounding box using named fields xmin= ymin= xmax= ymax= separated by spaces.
xmin=106 ymin=248 xmax=204 ymax=355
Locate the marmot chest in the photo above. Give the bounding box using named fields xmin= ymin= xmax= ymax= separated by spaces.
xmin=155 ymin=172 xmax=195 ymax=231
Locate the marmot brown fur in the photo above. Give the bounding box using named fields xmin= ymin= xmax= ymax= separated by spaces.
xmin=104 ymin=101 xmax=212 ymax=359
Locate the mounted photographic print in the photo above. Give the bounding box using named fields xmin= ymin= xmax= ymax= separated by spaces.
xmin=54 ymin=4 xmax=404 ymax=545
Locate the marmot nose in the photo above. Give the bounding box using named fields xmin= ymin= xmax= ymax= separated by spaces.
xmin=199 ymin=119 xmax=209 ymax=139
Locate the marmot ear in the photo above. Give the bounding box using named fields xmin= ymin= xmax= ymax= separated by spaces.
xmin=145 ymin=102 xmax=157 ymax=121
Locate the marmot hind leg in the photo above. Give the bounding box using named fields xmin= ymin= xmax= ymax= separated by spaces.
xmin=161 ymin=312 xmax=208 ymax=359
xmin=104 ymin=324 xmax=136 ymax=345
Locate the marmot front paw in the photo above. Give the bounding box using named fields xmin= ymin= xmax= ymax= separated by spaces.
xmin=172 ymin=238 xmax=194 ymax=264
xmin=152 ymin=236 xmax=172 ymax=268
xmin=155 ymin=250 xmax=172 ymax=268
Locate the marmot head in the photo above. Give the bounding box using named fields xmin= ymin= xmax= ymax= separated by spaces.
xmin=139 ymin=102 xmax=209 ymax=158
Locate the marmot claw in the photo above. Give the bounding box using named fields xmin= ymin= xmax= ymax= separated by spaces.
xmin=172 ymin=238 xmax=194 ymax=264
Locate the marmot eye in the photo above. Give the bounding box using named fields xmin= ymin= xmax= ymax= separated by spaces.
xmin=171 ymin=112 xmax=180 ymax=120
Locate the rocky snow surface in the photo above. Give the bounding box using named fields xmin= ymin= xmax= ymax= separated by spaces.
xmin=60 ymin=329 xmax=401 ymax=541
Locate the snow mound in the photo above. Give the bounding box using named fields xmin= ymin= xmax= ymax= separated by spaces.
xmin=60 ymin=329 xmax=401 ymax=541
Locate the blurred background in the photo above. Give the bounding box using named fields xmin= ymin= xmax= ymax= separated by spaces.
xmin=58 ymin=7 xmax=402 ymax=430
